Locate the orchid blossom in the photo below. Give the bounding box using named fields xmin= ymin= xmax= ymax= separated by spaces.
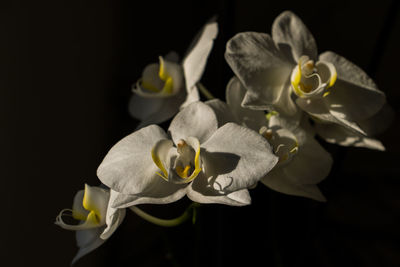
xmin=129 ymin=19 xmax=218 ymax=129
xmin=55 ymin=184 xmax=125 ymax=264
xmin=97 ymin=101 xmax=278 ymax=208
xmin=206 ymin=77 xmax=332 ymax=201
xmin=225 ymin=11 xmax=388 ymax=150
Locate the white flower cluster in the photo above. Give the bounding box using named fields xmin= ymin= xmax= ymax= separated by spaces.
xmin=55 ymin=11 xmax=391 ymax=264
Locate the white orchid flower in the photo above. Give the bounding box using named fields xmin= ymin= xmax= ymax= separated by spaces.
xmin=225 ymin=10 xmax=388 ymax=147
xmin=97 ymin=101 xmax=278 ymax=208
xmin=55 ymin=184 xmax=125 ymax=264
xmin=129 ymin=19 xmax=218 ymax=129
xmin=206 ymin=77 xmax=332 ymax=201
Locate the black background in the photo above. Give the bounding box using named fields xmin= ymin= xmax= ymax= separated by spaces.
xmin=1 ymin=1 xmax=400 ymax=266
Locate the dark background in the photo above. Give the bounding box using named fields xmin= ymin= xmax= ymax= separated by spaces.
xmin=1 ymin=0 xmax=400 ymax=266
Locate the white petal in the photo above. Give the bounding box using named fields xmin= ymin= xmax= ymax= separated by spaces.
xmin=97 ymin=125 xmax=169 ymax=195
xmin=225 ymin=32 xmax=293 ymax=109
xmin=100 ymin=190 xmax=126 ymax=240
xmin=109 ymin=186 xmax=188 ymax=207
xmin=315 ymin=123 xmax=385 ymax=151
xmin=325 ymin=79 xmax=386 ymax=122
xmin=183 ymin=20 xmax=218 ymax=90
xmin=168 ymin=101 xmax=218 ymax=144
xmin=187 ymin=175 xmax=251 ymax=206
xmin=180 ymin=84 xmax=200 ymax=109
xmin=129 ymin=88 xmax=186 ymax=129
xmin=72 ymin=227 xmax=106 ymax=265
xmin=320 ymin=51 xmax=385 ymax=120
xmin=272 ymin=11 xmax=318 ymax=62
xmin=261 ymin=134 xmax=332 ymax=201
xmin=261 ymin=174 xmax=326 ymax=202
xmin=357 ymin=104 xmax=394 ymax=136
xmin=205 ymin=98 xmax=238 ymax=127
xmin=201 ymin=123 xmax=278 ymax=193
xmin=226 ymin=77 xmax=266 ymax=131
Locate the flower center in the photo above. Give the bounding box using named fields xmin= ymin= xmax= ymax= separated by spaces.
xmin=151 ymin=137 xmax=202 ymax=184
xmin=291 ymin=55 xmax=337 ymax=98
xmin=259 ymin=126 xmax=298 ymax=165
xmin=175 ymin=140 xmax=196 ymax=179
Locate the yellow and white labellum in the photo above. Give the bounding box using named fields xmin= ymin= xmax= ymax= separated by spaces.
xmin=259 ymin=126 xmax=298 ymax=166
xmin=151 ymin=137 xmax=202 ymax=184
xmin=55 ymin=184 xmax=109 ymax=231
xmin=137 ymin=56 xmax=184 ymax=97
xmin=291 ymin=55 xmax=337 ymax=98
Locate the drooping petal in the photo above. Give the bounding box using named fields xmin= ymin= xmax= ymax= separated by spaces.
xmin=272 ymin=10 xmax=318 ymax=62
xmin=320 ymin=51 xmax=386 ymax=120
xmin=315 ymin=123 xmax=385 ymax=151
xmin=357 ymin=103 xmax=394 ymax=136
xmin=325 ymin=79 xmax=386 ymax=123
xmin=225 ymin=32 xmax=293 ymax=110
xmin=183 ymin=19 xmax=218 ymax=91
xmin=97 ymin=125 xmax=170 ymax=195
xmin=226 ymin=77 xmax=267 ymax=131
xmin=296 ymin=97 xmax=366 ymax=135
xmin=261 ymin=173 xmax=326 ymax=202
xmin=100 ymin=189 xmax=126 ymax=240
xmin=168 ymin=101 xmax=218 ymax=144
xmin=201 ymin=123 xmax=278 ymax=193
xmin=72 ymin=227 xmax=106 ymax=265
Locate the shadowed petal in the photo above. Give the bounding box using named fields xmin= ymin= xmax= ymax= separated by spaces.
xmin=201 ymin=123 xmax=278 ymax=193
xmin=225 ymin=32 xmax=292 ymax=109
xmin=272 ymin=10 xmax=318 ymax=62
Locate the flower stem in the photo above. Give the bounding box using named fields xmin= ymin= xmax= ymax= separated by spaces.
xmin=129 ymin=202 xmax=200 ymax=227
xmin=197 ymin=82 xmax=215 ymax=100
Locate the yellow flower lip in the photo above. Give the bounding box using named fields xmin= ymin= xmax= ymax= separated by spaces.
xmin=55 ymin=185 xmax=109 ymax=231
xmin=140 ymin=56 xmax=175 ymax=95
xmin=291 ymin=55 xmax=337 ymax=98
xmin=259 ymin=126 xmax=298 ymax=166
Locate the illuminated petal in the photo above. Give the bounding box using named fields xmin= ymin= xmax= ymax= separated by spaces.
xmin=183 ymin=19 xmax=218 ymax=91
xmin=272 ymin=10 xmax=318 ymax=62
xmin=72 ymin=227 xmax=105 ymax=265
xmin=320 ymin=51 xmax=385 ymax=120
xmin=109 ymin=185 xmax=188 ymax=207
xmin=180 ymin=84 xmax=200 ymax=109
xmin=225 ymin=32 xmax=293 ymax=110
xmin=225 ymin=77 xmax=266 ymax=131
xmin=169 ymin=101 xmax=218 ymax=144
xmin=201 ymin=123 xmax=278 ymax=193
xmin=97 ymin=125 xmax=169 ymax=195
xmin=315 ymin=123 xmax=385 ymax=151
